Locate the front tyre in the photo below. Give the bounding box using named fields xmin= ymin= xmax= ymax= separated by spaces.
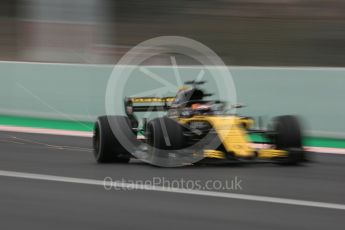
xmin=93 ymin=116 xmax=132 ymax=163
xmin=147 ymin=117 xmax=185 ymax=150
xmin=146 ymin=117 xmax=186 ymax=166
xmin=271 ymin=115 xmax=305 ymax=164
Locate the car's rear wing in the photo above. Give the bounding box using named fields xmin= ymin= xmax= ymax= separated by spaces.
xmin=125 ymin=97 xmax=175 ymax=112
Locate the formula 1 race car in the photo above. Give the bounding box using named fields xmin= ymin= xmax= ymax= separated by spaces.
xmin=93 ymin=81 xmax=306 ymax=166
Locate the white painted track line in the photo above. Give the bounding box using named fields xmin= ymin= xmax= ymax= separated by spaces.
xmin=0 ymin=125 xmax=93 ymax=137
xmin=252 ymin=143 xmax=345 ymax=155
xmin=0 ymin=170 xmax=344 ymax=211
xmin=305 ymin=147 xmax=345 ymax=155
xmin=1 ymin=125 xmax=345 ymax=154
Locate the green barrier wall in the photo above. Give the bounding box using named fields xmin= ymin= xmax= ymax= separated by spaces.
xmin=1 ymin=61 xmax=344 ymax=138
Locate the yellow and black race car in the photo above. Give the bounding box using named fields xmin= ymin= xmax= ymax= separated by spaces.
xmin=93 ymin=81 xmax=306 ymax=166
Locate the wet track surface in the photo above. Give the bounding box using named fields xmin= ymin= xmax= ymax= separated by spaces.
xmin=0 ymin=131 xmax=344 ymax=229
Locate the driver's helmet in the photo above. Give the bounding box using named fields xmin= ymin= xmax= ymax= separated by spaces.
xmin=191 ymin=103 xmax=211 ymax=111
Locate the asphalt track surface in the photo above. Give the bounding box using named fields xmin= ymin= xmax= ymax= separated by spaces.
xmin=0 ymin=131 xmax=344 ymax=230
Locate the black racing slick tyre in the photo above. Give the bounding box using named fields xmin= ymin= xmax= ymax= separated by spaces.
xmin=146 ymin=117 xmax=187 ymax=166
xmin=271 ymin=115 xmax=305 ymax=164
xmin=274 ymin=115 xmax=302 ymax=148
xmin=93 ymin=116 xmax=133 ymax=163
xmin=147 ymin=117 xmax=185 ymax=150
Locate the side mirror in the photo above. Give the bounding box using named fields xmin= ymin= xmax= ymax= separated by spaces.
xmin=231 ymin=103 xmax=246 ymax=109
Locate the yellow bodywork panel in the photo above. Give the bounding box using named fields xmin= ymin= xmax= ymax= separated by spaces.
xmin=179 ymin=116 xmax=255 ymax=158
xmin=130 ymin=97 xmax=175 ymax=103
xmin=258 ymin=149 xmax=288 ymax=158
xmin=203 ymin=149 xmax=226 ymax=159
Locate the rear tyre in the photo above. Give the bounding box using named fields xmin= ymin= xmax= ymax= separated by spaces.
xmin=93 ymin=116 xmax=132 ymax=163
xmin=271 ymin=115 xmax=305 ymax=164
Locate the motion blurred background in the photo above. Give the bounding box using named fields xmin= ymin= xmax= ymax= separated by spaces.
xmin=1 ymin=0 xmax=345 ymax=139
xmin=1 ymin=0 xmax=345 ymax=66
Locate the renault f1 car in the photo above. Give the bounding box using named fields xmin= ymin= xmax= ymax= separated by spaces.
xmin=93 ymin=81 xmax=306 ymax=166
